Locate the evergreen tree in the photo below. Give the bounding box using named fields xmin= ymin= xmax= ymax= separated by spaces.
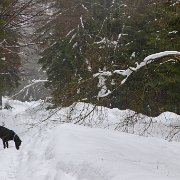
xmin=0 ymin=0 xmax=21 ymax=108
xmin=110 ymin=0 xmax=180 ymax=115
xmin=0 ymin=0 xmax=45 ymax=106
xmin=40 ymin=0 xmax=180 ymax=115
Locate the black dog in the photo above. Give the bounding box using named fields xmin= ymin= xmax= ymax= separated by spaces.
xmin=0 ymin=126 xmax=22 ymax=150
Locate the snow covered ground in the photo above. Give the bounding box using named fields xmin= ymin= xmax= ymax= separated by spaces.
xmin=0 ymin=98 xmax=180 ymax=180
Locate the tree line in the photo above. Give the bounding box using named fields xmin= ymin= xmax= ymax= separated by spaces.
xmin=40 ymin=0 xmax=180 ymax=116
xmin=0 ymin=0 xmax=179 ymax=116
xmin=0 ymin=0 xmax=21 ymax=108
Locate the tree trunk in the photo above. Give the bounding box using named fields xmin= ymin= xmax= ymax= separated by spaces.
xmin=0 ymin=95 xmax=2 ymax=110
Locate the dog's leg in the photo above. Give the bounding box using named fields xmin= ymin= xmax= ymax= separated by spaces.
xmin=3 ymin=140 xmax=6 ymax=149
xmin=6 ymin=141 xmax=8 ymax=148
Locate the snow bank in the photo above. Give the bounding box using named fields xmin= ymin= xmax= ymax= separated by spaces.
xmin=15 ymin=124 xmax=180 ymax=180
xmin=0 ymin=98 xmax=180 ymax=179
xmin=1 ymin=97 xmax=180 ymax=141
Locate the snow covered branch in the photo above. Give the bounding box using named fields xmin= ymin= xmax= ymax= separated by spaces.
xmin=11 ymin=79 xmax=48 ymax=98
xmin=114 ymin=51 xmax=180 ymax=85
xmin=94 ymin=51 xmax=180 ymax=98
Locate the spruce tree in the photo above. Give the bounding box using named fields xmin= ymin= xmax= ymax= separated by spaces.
xmin=0 ymin=0 xmax=21 ymax=108
xmin=40 ymin=0 xmax=180 ymax=115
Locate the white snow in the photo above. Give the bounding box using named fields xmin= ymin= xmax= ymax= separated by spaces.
xmin=168 ymin=31 xmax=178 ymax=34
xmin=82 ymin=4 xmax=88 ymax=11
xmin=94 ymin=38 xmax=118 ymax=47
xmin=0 ymin=98 xmax=180 ymax=180
xmin=80 ymin=16 xmax=85 ymax=28
xmin=1 ymin=57 xmax=6 ymax=60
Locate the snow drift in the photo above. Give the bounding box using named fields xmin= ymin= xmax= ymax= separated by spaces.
xmin=0 ymin=98 xmax=180 ymax=180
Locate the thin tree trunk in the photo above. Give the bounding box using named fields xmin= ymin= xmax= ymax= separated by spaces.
xmin=0 ymin=95 xmax=2 ymax=110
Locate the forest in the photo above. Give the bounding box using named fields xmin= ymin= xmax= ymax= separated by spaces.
xmin=0 ymin=0 xmax=179 ymax=116
xmin=0 ymin=1 xmax=180 ymax=180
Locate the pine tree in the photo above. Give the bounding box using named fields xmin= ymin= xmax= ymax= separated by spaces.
xmin=110 ymin=0 xmax=180 ymax=115
xmin=40 ymin=0 xmax=180 ymax=115
xmin=0 ymin=0 xmax=21 ymax=109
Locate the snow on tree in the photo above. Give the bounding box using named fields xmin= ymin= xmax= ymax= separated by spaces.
xmin=39 ymin=0 xmax=179 ymax=116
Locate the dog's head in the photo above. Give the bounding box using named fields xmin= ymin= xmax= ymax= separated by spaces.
xmin=14 ymin=135 xmax=22 ymax=150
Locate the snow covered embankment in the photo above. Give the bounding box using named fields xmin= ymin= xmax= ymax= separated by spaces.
xmin=0 ymin=98 xmax=180 ymax=180
xmin=16 ymin=124 xmax=180 ymax=180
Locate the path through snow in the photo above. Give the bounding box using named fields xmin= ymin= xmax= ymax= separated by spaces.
xmin=0 ymin=146 xmax=19 ymax=180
